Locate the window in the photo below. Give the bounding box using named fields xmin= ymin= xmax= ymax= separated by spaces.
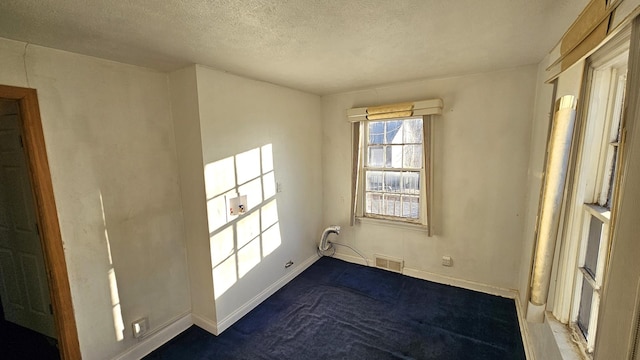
xmin=570 ymin=61 xmax=626 ymax=352
xmin=347 ymin=99 xmax=442 ymax=233
xmin=553 ymin=45 xmax=629 ymax=354
xmin=358 ymin=117 xmax=428 ymax=225
xmin=364 ymin=117 xmax=423 ymax=221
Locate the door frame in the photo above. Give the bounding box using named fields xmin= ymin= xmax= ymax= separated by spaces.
xmin=0 ymin=85 xmax=81 ymax=359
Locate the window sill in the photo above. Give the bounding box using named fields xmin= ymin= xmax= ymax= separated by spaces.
xmin=356 ymin=216 xmax=428 ymax=232
xmin=545 ymin=312 xmax=590 ymax=360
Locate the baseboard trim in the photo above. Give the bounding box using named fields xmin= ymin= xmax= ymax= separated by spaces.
xmin=402 ymin=267 xmax=517 ymax=299
xmin=332 ymin=253 xmax=517 ymax=298
xmin=332 ymin=252 xmax=368 ymax=266
xmin=111 ymin=312 xmax=192 ymax=360
xmin=214 ymin=254 xmax=319 ymax=334
xmin=332 ymin=253 xmax=517 ymax=299
xmin=514 ymin=293 xmax=535 ymax=360
xmin=192 ymin=313 xmax=219 ymax=335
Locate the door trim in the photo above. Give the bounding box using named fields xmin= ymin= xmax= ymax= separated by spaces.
xmin=0 ymin=85 xmax=81 ymax=359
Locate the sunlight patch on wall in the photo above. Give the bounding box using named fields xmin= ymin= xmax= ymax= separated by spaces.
xmin=205 ymin=156 xmax=235 ymax=199
xmin=100 ymin=192 xmax=124 ymax=342
xmin=236 ymin=148 xmax=261 ymax=184
xmin=212 ymin=255 xmax=236 ymax=297
xmin=210 ymin=227 xmax=234 ymax=266
xmin=261 ymin=200 xmax=279 ymax=230
xmin=107 ymin=269 xmax=124 ymax=342
xmin=262 ymin=144 xmax=273 ymax=172
xmin=262 ymin=224 xmax=281 ymax=257
xmin=263 ymin=171 xmax=276 ymax=199
xmin=207 ymin=190 xmax=236 ymax=233
xmin=205 ymin=144 xmax=283 ymax=300
xmin=237 ymin=211 xmax=260 ymax=248
xmin=238 ymin=238 xmax=261 ymax=278
xmin=239 ymin=178 xmax=263 ymax=209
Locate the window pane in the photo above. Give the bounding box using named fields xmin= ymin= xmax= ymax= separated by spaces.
xmin=386 ymin=145 xmax=402 ymax=168
xmin=386 ymin=120 xmax=403 ymax=144
xmin=403 ymin=118 xmax=423 ymax=143
xmin=403 ymin=145 xmax=422 ymax=168
xmin=368 ymin=122 xmax=384 ymax=144
xmin=368 ymin=146 xmax=384 ymax=167
xmin=605 ymin=144 xmax=618 ymax=209
xmin=584 ymin=215 xmax=603 ymax=278
xmin=402 ymin=172 xmax=420 ymax=194
xmin=384 ymin=194 xmax=401 ymax=216
xmin=366 ymin=193 xmax=383 ymax=215
xmin=366 ymin=171 xmax=384 ymax=191
xmin=383 ymin=171 xmax=401 ymax=193
xmin=402 ymin=195 xmax=420 ymax=219
xmin=577 ymin=277 xmax=593 ymax=339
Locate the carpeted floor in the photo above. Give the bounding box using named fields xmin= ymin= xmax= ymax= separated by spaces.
xmin=145 ymin=257 xmax=526 ymax=360
xmin=0 ymin=300 xmax=59 ymax=360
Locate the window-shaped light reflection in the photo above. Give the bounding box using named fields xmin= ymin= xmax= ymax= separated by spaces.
xmin=262 ymin=144 xmax=273 ymax=172
xmin=262 ymin=225 xmax=281 ymax=257
xmin=213 ymin=255 xmax=237 ymax=299
xmin=207 ymin=191 xmax=235 ymax=232
xmin=108 ymin=268 xmax=124 ymax=341
xmin=238 ymin=237 xmax=261 ymax=278
xmin=237 ymin=211 xmax=260 ymax=248
xmin=204 ymin=156 xmax=235 ymax=200
xmin=261 ymin=199 xmax=278 ymax=231
xmin=100 ymin=193 xmax=124 ymax=342
xmin=263 ymin=171 xmax=276 ymax=199
xmin=236 ymin=148 xmax=261 ymax=185
xmin=238 ymin=178 xmax=263 ymax=209
xmin=210 ymin=226 xmax=234 ymax=267
xmin=208 ymin=144 xmax=283 ymax=296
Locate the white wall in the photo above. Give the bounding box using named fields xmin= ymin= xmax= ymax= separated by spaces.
xmin=322 ymin=66 xmax=537 ymax=291
xmin=168 ymin=66 xmax=216 ymax=324
xmin=0 ymin=37 xmax=191 ymax=359
xmin=191 ymin=65 xmax=323 ymax=326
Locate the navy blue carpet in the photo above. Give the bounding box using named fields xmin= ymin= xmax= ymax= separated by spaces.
xmin=0 ymin=298 xmax=59 ymax=360
xmin=145 ymin=257 xmax=525 ymax=360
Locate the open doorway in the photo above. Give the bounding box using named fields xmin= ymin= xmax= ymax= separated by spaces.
xmin=0 ymin=98 xmax=58 ymax=359
xmin=0 ymin=85 xmax=80 ymax=359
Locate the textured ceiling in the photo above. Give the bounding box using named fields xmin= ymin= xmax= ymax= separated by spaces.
xmin=0 ymin=0 xmax=588 ymax=95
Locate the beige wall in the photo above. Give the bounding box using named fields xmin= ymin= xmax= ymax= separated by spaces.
xmin=321 ymin=66 xmax=537 ymax=291
xmin=168 ymin=66 xmax=214 ymax=323
xmin=172 ymin=65 xmax=324 ymax=330
xmin=0 ymin=37 xmax=191 ymax=359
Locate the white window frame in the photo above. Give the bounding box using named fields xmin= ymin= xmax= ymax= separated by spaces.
xmin=355 ymin=116 xmax=431 ymax=229
xmin=552 ymin=41 xmax=629 ymax=355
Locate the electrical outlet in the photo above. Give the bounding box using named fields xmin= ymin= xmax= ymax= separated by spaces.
xmin=442 ymin=256 xmax=453 ymax=267
xmin=132 ymin=317 xmax=149 ymax=338
xmin=229 ymin=195 xmax=248 ymax=215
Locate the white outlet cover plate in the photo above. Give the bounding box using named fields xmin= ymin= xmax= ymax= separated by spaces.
xmin=229 ymin=195 xmax=248 ymax=216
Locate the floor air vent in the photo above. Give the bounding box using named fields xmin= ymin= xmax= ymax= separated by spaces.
xmin=374 ymin=255 xmax=403 ymax=273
